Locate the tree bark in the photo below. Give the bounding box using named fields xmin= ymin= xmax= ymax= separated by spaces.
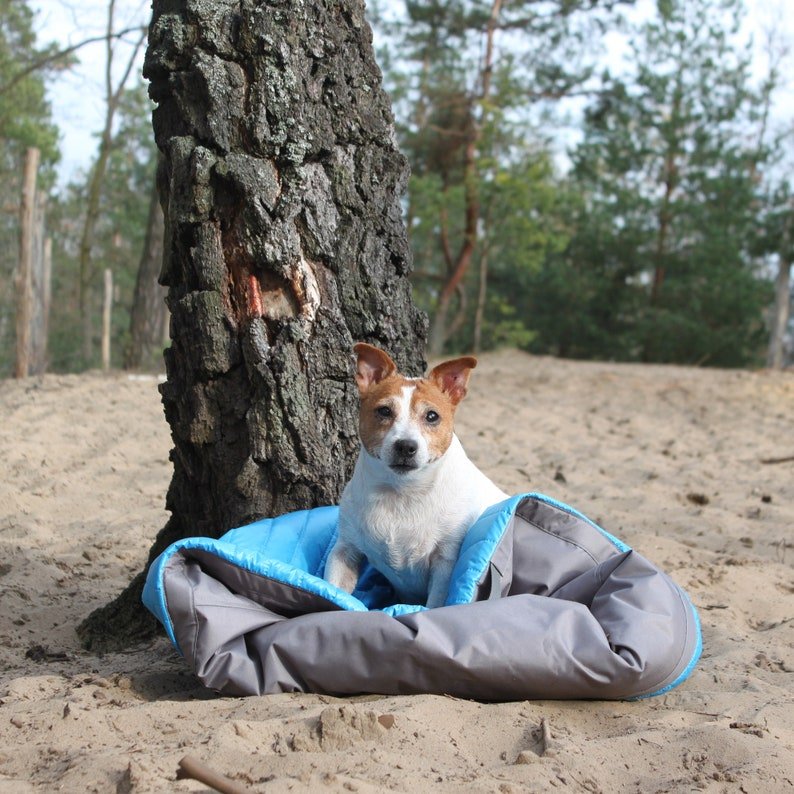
xmin=428 ymin=134 xmax=478 ymax=355
xmin=124 ymin=165 xmax=167 ymax=370
xmin=77 ymin=0 xmax=426 ymax=651
xmin=473 ymin=238 xmax=490 ymax=354
xmin=766 ymin=255 xmax=791 ymax=369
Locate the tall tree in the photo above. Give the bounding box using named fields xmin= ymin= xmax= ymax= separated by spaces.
xmin=78 ymin=0 xmax=426 ymax=650
xmin=526 ymin=0 xmax=772 ymax=366
xmin=47 ymin=82 xmax=159 ymax=373
xmin=376 ymin=0 xmax=628 ymax=354
xmin=76 ymin=0 xmax=147 ymax=367
xmin=761 ymin=185 xmax=793 ymax=369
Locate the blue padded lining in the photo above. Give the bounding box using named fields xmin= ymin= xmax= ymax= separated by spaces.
xmin=143 ymin=493 xmax=631 ymax=646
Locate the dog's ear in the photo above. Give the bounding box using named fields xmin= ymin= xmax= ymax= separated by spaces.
xmin=353 ymin=343 xmax=398 ymax=394
xmin=428 ymin=356 xmax=477 ymax=405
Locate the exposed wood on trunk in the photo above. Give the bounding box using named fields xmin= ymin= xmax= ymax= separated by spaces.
xmin=78 ymin=0 xmax=426 ymax=650
xmin=14 ymin=147 xmax=39 ymax=379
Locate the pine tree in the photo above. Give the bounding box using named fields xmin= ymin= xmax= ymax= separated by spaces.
xmin=374 ymin=0 xmax=628 ymax=354
xmin=529 ymin=0 xmax=771 ymax=366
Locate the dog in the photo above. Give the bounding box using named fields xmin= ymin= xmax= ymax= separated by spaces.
xmin=324 ymin=343 xmax=508 ymax=608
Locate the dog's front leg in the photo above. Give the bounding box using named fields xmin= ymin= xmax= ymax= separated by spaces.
xmin=426 ymin=557 xmax=456 ymax=609
xmin=324 ymin=540 xmax=363 ymax=594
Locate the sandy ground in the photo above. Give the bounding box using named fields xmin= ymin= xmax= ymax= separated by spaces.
xmin=0 ymin=350 xmax=792 ymax=793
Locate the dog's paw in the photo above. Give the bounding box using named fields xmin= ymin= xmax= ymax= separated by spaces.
xmin=334 ymin=568 xmax=359 ymax=594
xmin=324 ymin=543 xmax=361 ymax=594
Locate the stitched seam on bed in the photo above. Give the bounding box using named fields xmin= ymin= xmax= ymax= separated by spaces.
xmin=630 ymin=580 xmax=693 ymax=698
xmin=519 ymin=517 xmax=601 ymax=566
xmin=289 ymin=511 xmax=311 ymax=568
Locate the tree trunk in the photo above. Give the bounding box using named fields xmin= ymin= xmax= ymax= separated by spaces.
xmin=473 ymin=239 xmax=490 ymax=354
xmin=78 ymin=122 xmax=113 ymax=367
xmin=101 ymin=268 xmax=113 ymax=370
xmin=429 ymin=136 xmax=478 ymax=355
xmin=125 ymin=165 xmax=167 ymax=370
xmin=77 ymin=0 xmax=427 ymax=651
xmin=427 ymin=0 xmax=501 ymax=356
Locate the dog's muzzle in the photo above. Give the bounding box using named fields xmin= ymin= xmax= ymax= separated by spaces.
xmin=389 ymin=438 xmax=419 ymax=473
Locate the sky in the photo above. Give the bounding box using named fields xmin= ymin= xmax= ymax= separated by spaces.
xmin=31 ymin=0 xmax=794 ymax=191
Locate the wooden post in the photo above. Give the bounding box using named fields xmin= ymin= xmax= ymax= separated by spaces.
xmin=30 ymin=192 xmax=49 ymax=375
xmin=42 ymin=237 xmax=52 ymax=368
xmin=102 ymin=268 xmax=113 ymax=371
xmin=14 ymin=147 xmax=40 ymax=378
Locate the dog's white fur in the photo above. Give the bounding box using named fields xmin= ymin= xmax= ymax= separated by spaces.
xmin=324 ymin=344 xmax=507 ymax=608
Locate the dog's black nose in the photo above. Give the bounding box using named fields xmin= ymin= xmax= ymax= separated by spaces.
xmin=393 ymin=439 xmax=418 ymax=458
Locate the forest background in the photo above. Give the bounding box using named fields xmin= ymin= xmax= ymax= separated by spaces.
xmin=2 ymin=0 xmax=793 ymax=377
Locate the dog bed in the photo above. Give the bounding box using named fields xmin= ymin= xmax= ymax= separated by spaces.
xmin=142 ymin=493 xmax=701 ymax=700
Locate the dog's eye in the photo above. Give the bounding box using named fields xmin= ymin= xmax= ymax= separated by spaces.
xmin=425 ymin=410 xmax=440 ymax=424
xmin=376 ymin=405 xmax=393 ymax=419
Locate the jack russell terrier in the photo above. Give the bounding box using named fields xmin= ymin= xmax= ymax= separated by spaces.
xmin=324 ymin=343 xmax=508 ymax=608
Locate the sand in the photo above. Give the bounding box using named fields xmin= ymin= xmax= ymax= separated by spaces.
xmin=0 ymin=350 xmax=792 ymax=793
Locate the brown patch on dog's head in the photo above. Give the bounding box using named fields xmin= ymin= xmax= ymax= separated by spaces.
xmin=357 ymin=374 xmax=410 ymax=457
xmin=408 ymin=379 xmax=456 ymax=460
xmin=352 ymin=345 xmax=479 ymax=467
xmin=353 ymin=343 xmax=405 ymax=457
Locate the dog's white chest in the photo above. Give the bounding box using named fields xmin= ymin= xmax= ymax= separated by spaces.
xmin=360 ymin=492 xmax=439 ymax=566
xmin=332 ymin=436 xmax=507 ymax=605
xmin=342 ymin=489 xmax=443 ymax=599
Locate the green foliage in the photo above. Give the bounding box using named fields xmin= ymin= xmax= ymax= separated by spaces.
xmin=0 ymin=0 xmax=61 ymax=170
xmin=1 ymin=0 xmax=786 ymax=376
xmin=375 ymin=0 xmax=626 ymax=353
xmin=400 ymin=0 xmax=781 ymax=366
xmin=491 ymin=0 xmax=775 ymax=366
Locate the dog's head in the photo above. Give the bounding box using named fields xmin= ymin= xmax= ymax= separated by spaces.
xmin=352 ymin=343 xmax=476 ymax=476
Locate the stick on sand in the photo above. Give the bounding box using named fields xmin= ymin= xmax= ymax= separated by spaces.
xmin=176 ymin=755 xmax=251 ymax=794
xmin=760 ymin=455 xmax=794 ymax=464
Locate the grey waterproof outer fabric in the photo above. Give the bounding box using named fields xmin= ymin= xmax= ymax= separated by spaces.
xmin=146 ymin=495 xmax=701 ymax=700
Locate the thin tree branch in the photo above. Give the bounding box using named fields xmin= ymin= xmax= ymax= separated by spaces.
xmin=0 ymin=26 xmax=147 ymax=96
